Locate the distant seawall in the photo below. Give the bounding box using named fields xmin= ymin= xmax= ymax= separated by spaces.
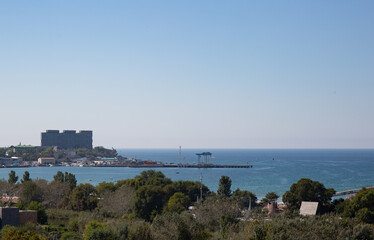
xmin=86 ymin=163 xmax=252 ymax=168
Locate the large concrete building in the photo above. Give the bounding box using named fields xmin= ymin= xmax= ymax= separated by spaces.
xmin=0 ymin=207 xmax=37 ymax=228
xmin=41 ymin=130 xmax=93 ymax=149
xmin=0 ymin=208 xmax=19 ymax=228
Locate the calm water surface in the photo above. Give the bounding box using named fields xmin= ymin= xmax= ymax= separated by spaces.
xmin=1 ymin=149 xmax=373 ymax=199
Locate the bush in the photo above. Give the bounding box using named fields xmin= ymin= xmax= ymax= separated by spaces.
xmin=28 ymin=201 xmax=48 ymax=224
xmin=83 ymin=221 xmax=117 ymax=240
xmin=127 ymin=220 xmax=152 ymax=240
xmin=60 ymin=232 xmax=83 ymax=240
xmin=343 ymin=188 xmax=374 ymax=223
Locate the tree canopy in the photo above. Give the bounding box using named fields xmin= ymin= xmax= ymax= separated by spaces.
xmin=217 ymin=176 xmax=232 ymax=197
xmin=8 ymin=170 xmax=18 ymax=184
xmin=343 ymin=188 xmax=374 ymax=224
xmin=53 ymin=171 xmax=77 ymax=190
xmin=70 ymin=183 xmax=98 ymax=211
xmin=164 ymin=192 xmax=190 ymax=214
xmin=21 ymin=171 xmax=31 ymax=183
xmin=282 ymin=178 xmax=335 ymax=209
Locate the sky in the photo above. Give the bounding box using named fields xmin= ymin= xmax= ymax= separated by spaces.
xmin=1 ymin=1 xmax=374 ymax=149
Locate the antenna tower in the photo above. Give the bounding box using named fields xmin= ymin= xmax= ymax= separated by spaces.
xmin=200 ymin=174 xmax=203 ymax=200
xmin=179 ymin=146 xmax=182 ymax=166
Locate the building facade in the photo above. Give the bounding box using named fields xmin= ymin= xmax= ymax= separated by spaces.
xmin=37 ymin=157 xmax=56 ymax=165
xmin=0 ymin=208 xmax=37 ymax=228
xmin=41 ymin=130 xmax=93 ymax=149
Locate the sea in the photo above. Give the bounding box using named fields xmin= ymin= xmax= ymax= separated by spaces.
xmin=1 ymin=149 xmax=373 ymax=200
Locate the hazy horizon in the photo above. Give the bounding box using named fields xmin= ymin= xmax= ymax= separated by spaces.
xmin=1 ymin=1 xmax=373 ymax=149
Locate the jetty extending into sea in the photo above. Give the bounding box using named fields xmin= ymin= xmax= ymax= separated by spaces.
xmin=90 ymin=163 xmax=252 ymax=168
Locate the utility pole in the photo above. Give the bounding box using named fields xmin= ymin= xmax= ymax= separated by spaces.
xmin=179 ymin=146 xmax=182 ymax=166
xmin=200 ymin=174 xmax=203 ymax=200
xmin=248 ymin=197 xmax=252 ymax=212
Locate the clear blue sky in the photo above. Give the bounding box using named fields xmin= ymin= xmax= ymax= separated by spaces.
xmin=1 ymin=1 xmax=373 ymax=148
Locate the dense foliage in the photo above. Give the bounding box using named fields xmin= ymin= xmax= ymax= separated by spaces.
xmin=76 ymin=147 xmax=118 ymax=159
xmin=282 ymin=178 xmax=335 ymax=209
xmin=217 ymin=176 xmax=232 ymax=197
xmin=5 ymin=147 xmax=55 ymax=161
xmin=1 ymin=146 xmax=118 ymax=162
xmin=0 ymin=171 xmax=373 ymax=239
xmin=343 ymin=188 xmax=374 ymax=224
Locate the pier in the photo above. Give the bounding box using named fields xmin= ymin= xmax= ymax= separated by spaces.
xmin=333 ymin=186 xmax=374 ymax=199
xmin=86 ymin=151 xmax=253 ymax=168
xmin=91 ymin=163 xmax=252 ymax=168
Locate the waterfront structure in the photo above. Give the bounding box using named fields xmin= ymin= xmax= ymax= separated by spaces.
xmin=41 ymin=130 xmax=93 ymax=149
xmin=13 ymin=144 xmax=38 ymax=151
xmin=0 ymin=157 xmax=23 ymax=166
xmin=38 ymin=157 xmax=56 ymax=165
xmin=196 ymin=152 xmax=213 ymax=165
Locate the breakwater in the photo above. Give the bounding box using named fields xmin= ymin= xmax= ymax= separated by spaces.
xmin=90 ymin=163 xmax=252 ymax=168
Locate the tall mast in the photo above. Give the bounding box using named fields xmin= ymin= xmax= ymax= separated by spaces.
xmin=179 ymin=146 xmax=182 ymax=166
xmin=200 ymin=174 xmax=203 ymax=200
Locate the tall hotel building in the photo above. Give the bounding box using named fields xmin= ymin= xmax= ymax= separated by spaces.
xmin=41 ymin=130 xmax=93 ymax=149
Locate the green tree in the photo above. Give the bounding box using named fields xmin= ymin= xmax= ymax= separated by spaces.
xmin=127 ymin=221 xmax=152 ymax=240
xmin=282 ymin=178 xmax=335 ymax=209
xmin=261 ymin=192 xmax=279 ymax=205
xmin=83 ymin=221 xmax=116 ymax=240
xmin=97 ymin=186 xmax=135 ymax=218
xmin=217 ymin=176 xmax=232 ymax=197
xmin=164 ymin=192 xmax=190 ymax=213
xmin=96 ymin=182 xmax=117 ymax=195
xmin=193 ymin=195 xmax=242 ymax=232
xmin=343 ymin=188 xmax=374 ymax=223
xmin=265 ymin=192 xmax=279 ymax=202
xmin=138 ymin=170 xmax=172 ymax=187
xmin=68 ymin=218 xmax=80 ymax=233
xmin=233 ymin=189 xmax=257 ymax=209
xmin=40 ymin=147 xmax=54 ymax=157
xmin=165 ymin=180 xmax=210 ymax=203
xmin=220 ymin=215 xmax=239 ymax=239
xmin=21 ymin=171 xmax=31 ymax=184
xmin=0 ymin=226 xmax=46 ymax=240
xmin=28 ymin=201 xmax=48 ymax=224
xmin=133 ymin=185 xmax=165 ymax=221
xmin=52 ymin=171 xmax=77 ymax=190
xmin=8 ymin=170 xmax=18 ymax=184
xmin=60 ymin=232 xmax=83 ymax=240
xmin=65 ymin=172 xmax=77 ymax=190
xmin=0 ymin=148 xmax=6 ymax=157
xmin=53 ymin=171 xmax=65 ymax=183
xmin=70 ymin=183 xmax=98 ymax=211
xmin=15 ymin=201 xmax=25 ymax=210
xmin=21 ymin=181 xmax=43 ymax=205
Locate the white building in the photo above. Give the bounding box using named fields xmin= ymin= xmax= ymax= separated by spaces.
xmin=37 ymin=157 xmax=56 ymax=165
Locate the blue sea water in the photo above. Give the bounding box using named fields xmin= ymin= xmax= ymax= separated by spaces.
xmin=1 ymin=149 xmax=373 ymax=199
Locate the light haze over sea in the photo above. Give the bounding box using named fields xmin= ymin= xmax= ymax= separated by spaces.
xmin=1 ymin=149 xmax=373 ymax=199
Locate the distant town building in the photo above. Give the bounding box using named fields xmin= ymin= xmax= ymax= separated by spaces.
xmin=13 ymin=144 xmax=38 ymax=152
xmin=41 ymin=130 xmax=93 ymax=149
xmin=0 ymin=195 xmax=20 ymax=204
xmin=0 ymin=157 xmax=23 ymax=167
xmin=38 ymin=157 xmax=56 ymax=165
